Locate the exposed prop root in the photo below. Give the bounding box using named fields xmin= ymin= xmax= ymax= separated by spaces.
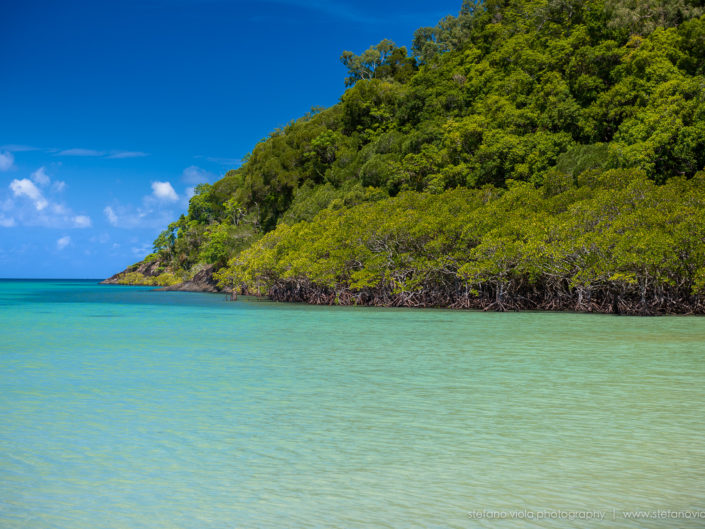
xmin=243 ymin=279 xmax=705 ymax=315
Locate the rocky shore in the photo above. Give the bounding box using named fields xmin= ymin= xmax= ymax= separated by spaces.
xmin=101 ymin=261 xmax=224 ymax=294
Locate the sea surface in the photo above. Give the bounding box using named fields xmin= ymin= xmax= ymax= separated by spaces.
xmin=1 ymin=279 xmax=704 ymax=529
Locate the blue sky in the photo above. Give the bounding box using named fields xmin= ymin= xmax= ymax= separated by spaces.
xmin=1 ymin=0 xmax=462 ymax=278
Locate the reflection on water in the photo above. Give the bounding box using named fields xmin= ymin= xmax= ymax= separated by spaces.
xmin=1 ymin=280 xmax=704 ymax=528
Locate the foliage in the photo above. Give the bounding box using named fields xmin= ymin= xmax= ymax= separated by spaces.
xmin=606 ymin=0 xmax=704 ymax=36
xmin=116 ymin=271 xmax=181 ymax=287
xmin=216 ymin=172 xmax=705 ymax=314
xmin=340 ymin=39 xmax=417 ymax=87
xmin=130 ymin=0 xmax=705 ymax=312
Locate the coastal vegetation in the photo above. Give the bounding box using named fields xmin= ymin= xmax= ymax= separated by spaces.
xmin=108 ymin=0 xmax=705 ymax=314
xmin=215 ymin=171 xmax=705 ymax=314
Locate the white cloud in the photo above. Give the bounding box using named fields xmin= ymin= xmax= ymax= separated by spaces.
xmin=53 ymin=148 xmax=148 ymax=160
xmin=0 ymin=144 xmax=38 ymax=153
xmin=103 ymin=201 xmax=176 ymax=229
xmin=104 ymin=179 xmax=187 ymax=230
xmin=56 ymin=236 xmax=71 ymax=250
xmin=90 ymin=232 xmax=111 ymax=244
xmin=152 ymin=181 xmax=179 ymax=202
xmin=182 ymin=165 xmax=215 ymax=185
xmin=57 ymin=148 xmax=105 ymax=157
xmin=73 ymin=215 xmax=92 ymax=228
xmin=0 ymin=151 xmax=15 ymax=171
xmin=31 ymin=166 xmax=51 ymax=186
xmin=131 ymin=243 xmax=152 ymax=258
xmin=0 ymin=215 xmax=15 ymax=227
xmin=10 ymin=178 xmax=48 ymax=210
xmin=48 ymin=203 xmax=69 ymax=215
xmin=107 ymin=151 xmax=149 ymax=159
xmin=104 ymin=206 xmax=119 ymax=226
xmin=3 ymin=169 xmax=90 ymax=228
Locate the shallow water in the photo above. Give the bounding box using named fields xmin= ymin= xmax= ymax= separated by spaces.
xmin=1 ymin=280 xmax=704 ymax=528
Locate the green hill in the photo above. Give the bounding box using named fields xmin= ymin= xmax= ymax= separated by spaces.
xmin=107 ymin=0 xmax=705 ymax=314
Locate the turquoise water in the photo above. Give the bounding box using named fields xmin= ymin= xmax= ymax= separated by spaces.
xmin=1 ymin=280 xmax=704 ymax=528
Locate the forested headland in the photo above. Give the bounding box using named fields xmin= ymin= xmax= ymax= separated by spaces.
xmin=105 ymin=0 xmax=705 ymax=315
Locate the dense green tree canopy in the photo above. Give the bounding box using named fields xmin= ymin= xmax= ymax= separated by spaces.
xmin=113 ymin=0 xmax=705 ymax=313
xmin=215 ymin=171 xmax=705 ymax=314
xmin=340 ymin=39 xmax=417 ymax=87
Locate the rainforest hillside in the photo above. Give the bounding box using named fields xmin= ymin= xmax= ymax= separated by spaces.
xmin=106 ymin=0 xmax=705 ymax=314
